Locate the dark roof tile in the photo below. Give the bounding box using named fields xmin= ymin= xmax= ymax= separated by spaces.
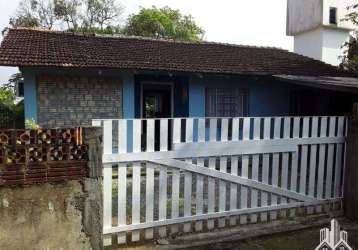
xmin=0 ymin=28 xmax=351 ymax=76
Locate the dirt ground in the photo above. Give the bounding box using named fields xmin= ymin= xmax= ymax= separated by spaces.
xmin=119 ymin=218 xmax=358 ymax=250
xmin=186 ymin=219 xmax=358 ymax=250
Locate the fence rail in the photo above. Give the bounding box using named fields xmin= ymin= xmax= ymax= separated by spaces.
xmin=93 ymin=116 xmax=347 ymax=246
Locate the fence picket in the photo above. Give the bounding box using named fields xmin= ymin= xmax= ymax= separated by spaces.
xmin=289 ymin=117 xmax=300 ymax=217
xmin=103 ymin=120 xmax=113 ymax=246
xmin=270 ymin=117 xmax=281 ymax=220
xmin=171 ymin=119 xmax=181 ymax=234
xmin=184 ymin=118 xmax=194 ymax=232
xmin=334 ymin=117 xmax=345 ymax=199
xmin=219 ymin=119 xmax=229 ymax=227
xmin=308 ymin=117 xmax=319 ymax=214
xmin=132 ymin=120 xmax=141 ymax=242
xmin=260 ymin=118 xmax=271 ymax=222
xmin=207 ymin=119 xmax=217 ymax=229
xmin=159 ymin=119 xmax=169 ymax=237
xmin=117 ymin=120 xmax=127 ymax=244
xmin=230 ymin=118 xmax=240 ymax=226
xmin=325 ymin=117 xmax=336 ymax=202
xmin=251 ymin=118 xmax=260 ymax=223
xmin=299 ymin=118 xmax=310 ymax=195
xmin=240 ymin=118 xmax=250 ymax=224
xmin=280 ymin=117 xmax=291 ymax=218
xmin=145 ymin=120 xmax=155 ymax=239
xmin=195 ymin=118 xmax=205 ymax=231
xmin=316 ymin=117 xmax=328 ymax=213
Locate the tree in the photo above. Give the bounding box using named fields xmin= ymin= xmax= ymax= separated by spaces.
xmin=10 ymin=0 xmax=57 ymax=29
xmin=122 ymin=6 xmax=205 ymax=42
xmin=9 ymin=0 xmax=124 ymax=33
xmin=84 ymin=0 xmax=123 ymax=29
xmin=340 ymin=4 xmax=358 ymax=72
xmin=53 ymin=0 xmax=82 ymax=30
xmin=340 ymin=36 xmax=358 ymax=72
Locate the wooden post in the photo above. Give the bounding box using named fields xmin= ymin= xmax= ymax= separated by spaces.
xmin=344 ymin=103 xmax=358 ymax=220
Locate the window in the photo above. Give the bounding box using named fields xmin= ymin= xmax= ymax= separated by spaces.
xmin=205 ymin=88 xmax=248 ymax=117
xmin=329 ymin=7 xmax=337 ymax=25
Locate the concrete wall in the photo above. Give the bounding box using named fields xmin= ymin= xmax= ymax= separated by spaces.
xmin=287 ymin=0 xmax=323 ymax=36
xmin=0 ymin=181 xmax=92 ymax=250
xmin=293 ymin=26 xmax=351 ymax=66
xmin=294 ymin=28 xmax=323 ymax=61
xmin=287 ymin=0 xmax=356 ymax=36
xmin=322 ymin=28 xmax=351 ymax=65
xmin=322 ymin=0 xmax=357 ymax=29
xmin=0 ymin=127 xmax=103 ymax=250
xmin=287 ymin=0 xmax=356 ymax=65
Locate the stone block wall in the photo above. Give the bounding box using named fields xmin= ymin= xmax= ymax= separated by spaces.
xmin=37 ymin=76 xmax=122 ymax=128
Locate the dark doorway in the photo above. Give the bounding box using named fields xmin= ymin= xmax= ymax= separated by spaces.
xmin=141 ymin=83 xmax=173 ymax=118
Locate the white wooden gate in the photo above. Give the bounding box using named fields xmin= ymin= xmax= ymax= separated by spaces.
xmin=92 ymin=116 xmax=347 ymax=246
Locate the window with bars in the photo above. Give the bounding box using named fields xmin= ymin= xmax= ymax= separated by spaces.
xmin=329 ymin=7 xmax=337 ymax=25
xmin=205 ymin=88 xmax=248 ymax=117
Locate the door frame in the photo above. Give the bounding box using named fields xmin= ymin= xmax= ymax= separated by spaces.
xmin=140 ymin=81 xmax=174 ymax=118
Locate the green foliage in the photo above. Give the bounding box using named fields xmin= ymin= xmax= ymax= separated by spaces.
xmin=0 ymin=87 xmax=15 ymax=108
xmin=340 ymin=4 xmax=358 ymax=72
xmin=122 ymin=6 xmax=204 ymax=42
xmin=9 ymin=0 xmax=123 ymax=33
xmin=0 ymin=86 xmax=24 ymax=129
xmin=340 ymin=36 xmax=358 ymax=72
xmin=9 ymin=1 xmax=205 ymax=39
xmin=25 ymin=118 xmax=40 ymax=129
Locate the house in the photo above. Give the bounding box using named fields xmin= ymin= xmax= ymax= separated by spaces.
xmin=287 ymin=0 xmax=357 ymax=66
xmin=0 ymin=28 xmax=357 ymax=128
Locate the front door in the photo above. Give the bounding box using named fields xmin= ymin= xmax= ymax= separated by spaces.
xmin=141 ymin=83 xmax=173 ymax=118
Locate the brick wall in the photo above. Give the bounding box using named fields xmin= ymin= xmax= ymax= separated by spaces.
xmin=0 ymin=128 xmax=88 ymax=186
xmin=37 ymin=76 xmax=122 ymax=128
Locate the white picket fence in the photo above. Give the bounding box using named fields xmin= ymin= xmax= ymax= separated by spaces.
xmin=92 ymin=116 xmax=347 ymax=246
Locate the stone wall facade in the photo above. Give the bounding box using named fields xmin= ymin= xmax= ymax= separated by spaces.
xmin=37 ymin=76 xmax=122 ymax=128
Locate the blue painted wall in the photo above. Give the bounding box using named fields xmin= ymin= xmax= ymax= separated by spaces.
xmin=22 ymin=69 xmax=38 ymax=122
xmin=122 ymin=72 xmax=135 ymax=118
xmin=188 ymin=75 xmax=291 ymax=117
xmin=189 ymin=76 xmax=205 ymax=117
xmin=22 ymin=67 xmax=292 ymax=129
xmin=249 ymin=79 xmax=290 ymax=116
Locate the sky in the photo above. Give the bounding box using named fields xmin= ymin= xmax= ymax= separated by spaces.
xmin=0 ymin=0 xmax=294 ymax=85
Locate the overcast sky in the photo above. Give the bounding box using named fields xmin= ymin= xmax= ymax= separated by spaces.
xmin=0 ymin=0 xmax=293 ymax=85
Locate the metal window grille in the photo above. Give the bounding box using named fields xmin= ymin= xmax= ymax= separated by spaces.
xmin=205 ymin=88 xmax=248 ymax=117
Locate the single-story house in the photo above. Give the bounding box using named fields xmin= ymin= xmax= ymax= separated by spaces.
xmin=0 ymin=28 xmax=358 ymax=128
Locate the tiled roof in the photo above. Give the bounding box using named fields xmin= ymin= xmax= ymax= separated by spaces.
xmin=0 ymin=28 xmax=351 ymax=76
